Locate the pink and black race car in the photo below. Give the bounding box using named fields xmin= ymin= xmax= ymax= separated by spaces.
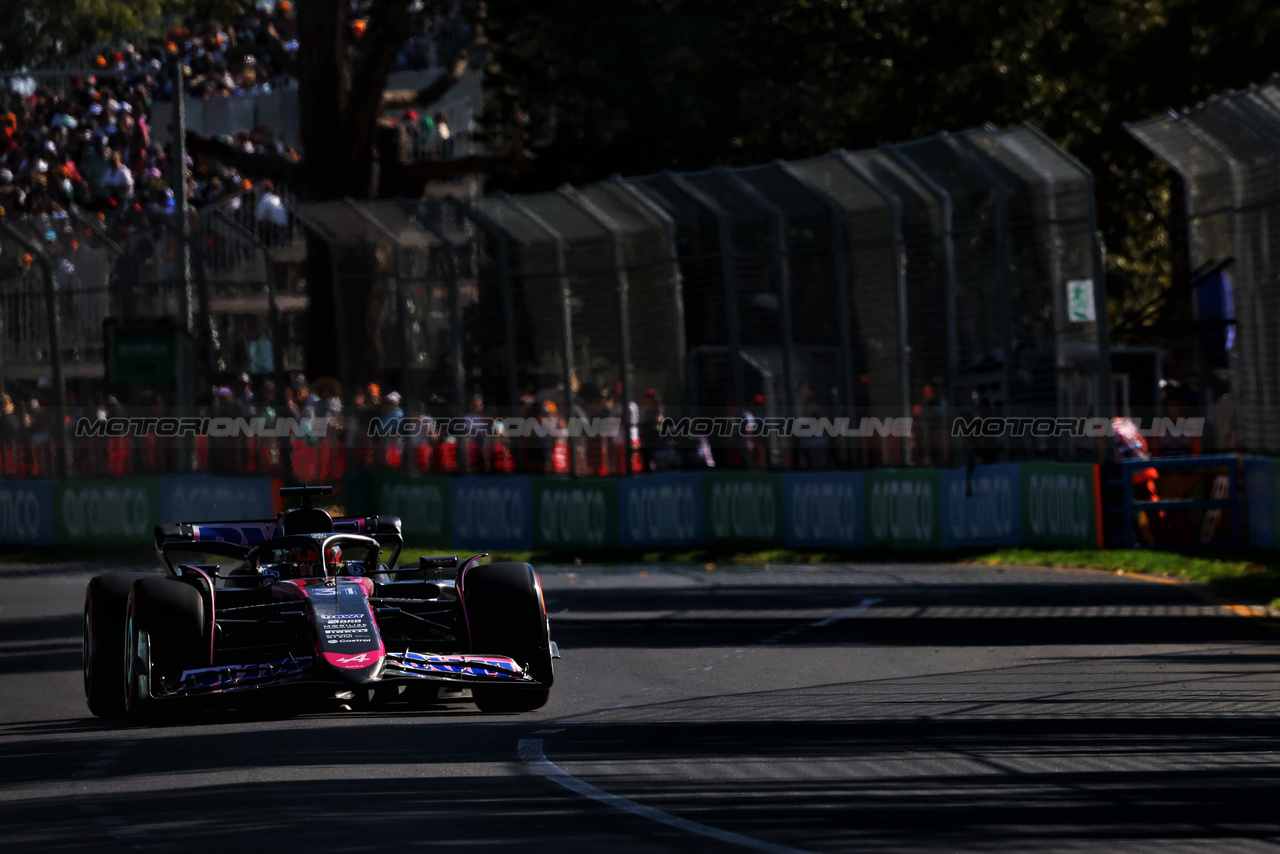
xmin=82 ymin=485 xmax=557 ymax=724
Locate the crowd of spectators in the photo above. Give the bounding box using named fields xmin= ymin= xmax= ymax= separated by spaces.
xmin=0 ymin=3 xmax=301 ymax=233
xmin=0 ymin=373 xmax=758 ymax=480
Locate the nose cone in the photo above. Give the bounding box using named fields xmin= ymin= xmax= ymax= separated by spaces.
xmin=321 ymin=651 xmax=384 ymax=684
xmin=305 ymin=579 xmax=386 ymax=685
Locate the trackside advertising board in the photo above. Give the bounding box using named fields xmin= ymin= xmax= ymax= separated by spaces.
xmin=617 ymin=473 xmax=704 ymax=548
xmin=533 ymin=478 xmax=618 ymax=549
xmin=703 ymin=471 xmax=784 ymax=547
xmin=864 ymin=469 xmax=942 ymax=549
xmin=12 ymin=463 xmax=1124 ymax=550
xmin=1019 ymin=462 xmax=1102 ymax=548
xmin=0 ymin=479 xmax=55 ymax=546
xmin=360 ymin=470 xmax=451 ymax=545
xmin=941 ymin=463 xmax=1022 ymax=549
xmin=54 ymin=477 xmax=162 ymax=545
xmin=784 ymin=472 xmax=863 ymax=548
xmin=451 ymin=476 xmax=532 ymax=551
xmin=1245 ymin=458 xmax=1278 ymax=549
xmin=160 ymin=475 xmax=275 ymax=523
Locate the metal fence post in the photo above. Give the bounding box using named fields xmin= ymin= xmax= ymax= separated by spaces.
xmin=884 ymin=145 xmax=958 ymax=465
xmin=1021 ymin=123 xmax=1115 ymax=458
xmin=170 ymin=52 xmax=196 ymax=473
xmin=560 ymin=187 xmax=635 ymax=474
xmin=505 ymin=195 xmax=577 ymax=476
xmin=210 ymin=209 xmax=291 ymax=476
xmin=988 ymin=122 xmax=1070 ymax=443
xmin=171 ymin=58 xmax=194 ymax=338
xmin=942 ymin=132 xmax=1014 ymax=459
xmin=450 ymin=196 xmax=519 ymax=412
xmin=665 ymin=172 xmax=752 ymax=466
xmin=416 ymin=199 xmax=468 ymax=447
xmin=834 ymin=152 xmax=907 ymax=466
xmin=721 ymin=168 xmax=797 ymax=447
xmin=614 ymin=177 xmax=687 ymax=411
xmin=778 ymin=159 xmax=858 ymax=467
xmin=190 ymin=219 xmax=215 ymax=395
xmin=345 ymin=200 xmax=413 ymax=403
xmin=291 ymin=217 xmax=356 ymax=452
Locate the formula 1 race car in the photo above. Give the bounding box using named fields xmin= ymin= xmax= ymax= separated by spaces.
xmin=83 ymin=485 xmax=557 ymax=723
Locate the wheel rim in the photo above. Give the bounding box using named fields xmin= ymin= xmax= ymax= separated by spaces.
xmin=124 ymin=610 xmax=138 ymax=713
xmin=82 ymin=607 xmax=92 ymax=701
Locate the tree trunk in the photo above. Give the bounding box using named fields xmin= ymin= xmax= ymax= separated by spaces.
xmin=295 ymin=0 xmax=354 ymax=202
xmin=303 ymin=232 xmax=342 ymax=383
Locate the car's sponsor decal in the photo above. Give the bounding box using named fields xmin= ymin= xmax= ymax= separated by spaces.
xmin=386 ymin=652 xmax=526 ymax=680
xmin=307 ymin=585 xmax=362 ymax=597
xmin=177 ymin=655 xmax=314 ymax=693
xmin=306 ymin=580 xmax=384 ymax=668
xmin=191 ymin=522 xmax=281 ymax=546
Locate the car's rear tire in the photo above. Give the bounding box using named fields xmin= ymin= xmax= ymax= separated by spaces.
xmin=463 ymin=562 xmax=553 ymax=713
xmin=124 ymin=576 xmax=206 ymax=725
xmin=84 ymin=573 xmax=153 ymax=718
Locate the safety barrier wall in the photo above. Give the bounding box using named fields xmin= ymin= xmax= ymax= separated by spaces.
xmin=348 ymin=463 xmax=1103 ymax=552
xmin=942 ymin=462 xmax=1022 ymax=549
xmin=1021 ymin=461 xmax=1103 ymax=549
xmin=0 ymin=474 xmax=278 ymax=547
xmin=0 ymin=463 xmax=1126 ymax=550
xmin=0 ymin=479 xmax=55 ymax=546
xmin=1246 ymin=457 xmax=1279 ymax=549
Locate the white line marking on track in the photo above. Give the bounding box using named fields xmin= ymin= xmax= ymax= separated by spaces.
xmin=814 ymin=598 xmax=882 ymax=627
xmin=519 ymin=738 xmax=814 ymax=854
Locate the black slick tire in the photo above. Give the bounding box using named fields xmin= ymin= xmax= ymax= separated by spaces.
xmin=124 ymin=576 xmax=206 ymax=725
xmin=83 ymin=573 xmax=152 ymax=718
xmin=463 ymin=562 xmax=553 ymax=713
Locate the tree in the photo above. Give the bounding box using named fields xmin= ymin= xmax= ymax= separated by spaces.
xmin=23 ymin=1 xmax=1280 ymax=389
xmin=0 ymin=0 xmax=190 ymax=71
xmin=182 ymin=0 xmax=534 ymax=385
xmin=477 ymin=0 xmax=1280 ymax=376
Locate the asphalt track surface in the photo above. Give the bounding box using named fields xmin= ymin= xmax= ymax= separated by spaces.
xmin=3 ymin=560 xmax=1280 ymax=853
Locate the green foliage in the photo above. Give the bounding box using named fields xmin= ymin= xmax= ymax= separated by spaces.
xmin=0 ymin=0 xmax=195 ymax=71
xmin=974 ymin=547 xmax=1280 ymax=602
xmin=481 ymin=0 xmax=1280 ymax=353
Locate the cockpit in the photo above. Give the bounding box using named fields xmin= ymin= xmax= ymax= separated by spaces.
xmin=250 ymin=534 xmax=383 ymax=581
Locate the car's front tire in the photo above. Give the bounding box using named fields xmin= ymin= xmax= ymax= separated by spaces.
xmin=84 ymin=573 xmax=152 ymax=718
xmin=463 ymin=562 xmax=554 ymax=713
xmin=124 ymin=577 xmax=206 ymax=725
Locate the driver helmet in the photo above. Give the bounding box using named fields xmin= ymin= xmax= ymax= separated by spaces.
xmin=325 ymin=543 xmax=343 ymax=570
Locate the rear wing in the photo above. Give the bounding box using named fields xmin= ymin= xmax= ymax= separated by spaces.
xmin=155 ymin=515 xmax=405 ymax=571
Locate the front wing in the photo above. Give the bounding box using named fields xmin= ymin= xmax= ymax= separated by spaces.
xmin=159 ymin=651 xmax=540 ymax=699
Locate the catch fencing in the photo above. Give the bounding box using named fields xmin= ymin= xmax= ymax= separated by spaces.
xmin=1127 ymin=76 xmax=1280 ymax=455
xmin=2 ymin=122 xmax=1111 ymax=478
xmin=348 ymin=123 xmax=1110 ymax=470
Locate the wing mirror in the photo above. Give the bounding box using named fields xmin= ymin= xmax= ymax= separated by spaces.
xmin=418 ymin=555 xmax=458 ymax=581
